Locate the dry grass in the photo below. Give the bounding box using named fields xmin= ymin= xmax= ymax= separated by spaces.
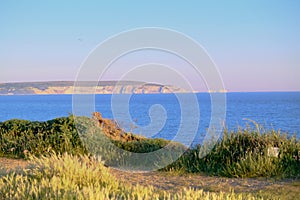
xmin=1 ymin=156 xmax=299 ymax=200
xmin=110 ymin=169 xmax=300 ymax=196
xmin=0 ymin=154 xmax=263 ymax=200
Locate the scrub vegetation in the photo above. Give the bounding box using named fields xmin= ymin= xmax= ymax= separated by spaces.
xmin=0 ymin=114 xmax=299 ymax=199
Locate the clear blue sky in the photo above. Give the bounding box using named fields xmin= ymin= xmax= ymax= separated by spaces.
xmin=1 ymin=0 xmax=299 ymax=92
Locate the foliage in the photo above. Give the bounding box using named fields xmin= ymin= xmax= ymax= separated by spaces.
xmin=0 ymin=116 xmax=186 ymax=171
xmin=0 ymin=116 xmax=299 ymax=178
xmin=163 ymin=128 xmax=300 ymax=178
xmin=75 ymin=116 xmax=187 ymax=171
xmin=0 ymin=116 xmax=86 ymax=158
xmin=0 ymin=153 xmax=263 ymax=200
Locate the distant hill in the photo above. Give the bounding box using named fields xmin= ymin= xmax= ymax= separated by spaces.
xmin=0 ymin=81 xmax=187 ymax=95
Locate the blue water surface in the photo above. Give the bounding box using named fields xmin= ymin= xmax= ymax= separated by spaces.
xmin=0 ymin=92 xmax=299 ymax=146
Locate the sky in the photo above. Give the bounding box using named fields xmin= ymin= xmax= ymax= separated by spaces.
xmin=0 ymin=0 xmax=299 ymax=92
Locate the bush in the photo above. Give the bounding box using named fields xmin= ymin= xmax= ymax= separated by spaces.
xmin=163 ymin=128 xmax=300 ymax=178
xmin=0 ymin=116 xmax=299 ymax=178
xmin=0 ymin=116 xmax=86 ymax=158
xmin=0 ymin=116 xmax=187 ymax=171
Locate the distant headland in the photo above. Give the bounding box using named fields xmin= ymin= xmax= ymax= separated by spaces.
xmin=0 ymin=81 xmax=189 ymax=95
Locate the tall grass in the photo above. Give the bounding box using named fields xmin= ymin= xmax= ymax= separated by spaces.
xmin=0 ymin=116 xmax=299 ymax=178
xmin=163 ymin=128 xmax=300 ymax=178
xmin=76 ymin=115 xmax=187 ymax=171
xmin=0 ymin=153 xmax=264 ymax=200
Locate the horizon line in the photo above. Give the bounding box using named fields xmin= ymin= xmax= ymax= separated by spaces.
xmin=0 ymin=80 xmax=299 ymax=93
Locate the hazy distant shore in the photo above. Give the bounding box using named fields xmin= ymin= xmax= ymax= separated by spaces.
xmin=0 ymin=81 xmax=194 ymax=95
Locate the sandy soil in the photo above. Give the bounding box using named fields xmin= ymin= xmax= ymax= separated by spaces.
xmin=0 ymin=157 xmax=29 ymax=170
xmin=109 ymin=168 xmax=298 ymax=193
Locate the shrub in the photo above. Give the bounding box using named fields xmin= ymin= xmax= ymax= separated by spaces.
xmin=163 ymin=128 xmax=300 ymax=178
xmin=0 ymin=116 xmax=299 ymax=178
xmin=0 ymin=116 xmax=86 ymax=158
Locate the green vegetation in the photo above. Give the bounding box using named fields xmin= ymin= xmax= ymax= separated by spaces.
xmin=0 ymin=81 xmax=74 ymax=94
xmin=164 ymin=128 xmax=300 ymax=178
xmin=0 ymin=81 xmax=154 ymax=95
xmin=0 ymin=116 xmax=86 ymax=158
xmin=74 ymin=115 xmax=187 ymax=171
xmin=0 ymin=116 xmax=299 ymax=178
xmin=0 ymin=153 xmax=264 ymax=200
xmin=0 ymin=115 xmax=185 ymax=171
xmin=0 ymin=116 xmax=299 ymax=199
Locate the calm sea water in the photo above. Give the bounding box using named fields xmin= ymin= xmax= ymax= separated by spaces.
xmin=0 ymin=92 xmax=299 ymax=146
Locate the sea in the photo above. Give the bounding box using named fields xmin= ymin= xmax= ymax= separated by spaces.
xmin=0 ymin=92 xmax=299 ymax=146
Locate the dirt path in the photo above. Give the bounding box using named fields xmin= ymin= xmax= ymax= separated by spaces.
xmin=109 ymin=168 xmax=298 ymax=194
xmin=0 ymin=157 xmax=29 ymax=171
xmin=1 ymin=157 xmax=299 ymax=196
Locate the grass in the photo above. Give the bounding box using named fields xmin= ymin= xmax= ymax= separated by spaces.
xmin=1 ymin=156 xmax=300 ymax=200
xmin=0 ymin=153 xmax=268 ymax=200
xmin=0 ymin=115 xmax=299 ymax=177
xmin=0 ymin=115 xmax=299 ymax=199
xmin=0 ymin=116 xmax=86 ymax=158
xmin=163 ymin=128 xmax=300 ymax=178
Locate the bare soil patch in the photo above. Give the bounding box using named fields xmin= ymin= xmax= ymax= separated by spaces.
xmin=110 ymin=168 xmax=299 ymax=194
xmin=1 ymin=157 xmax=299 ymax=199
xmin=0 ymin=157 xmax=29 ymax=170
